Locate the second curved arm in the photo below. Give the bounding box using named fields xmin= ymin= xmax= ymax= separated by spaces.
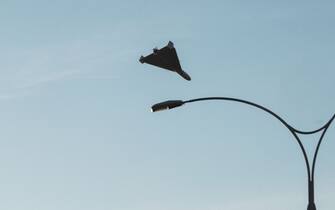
xmin=184 ymin=97 xmax=312 ymax=179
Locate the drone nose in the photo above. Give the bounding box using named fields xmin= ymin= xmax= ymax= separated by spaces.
xmin=177 ymin=70 xmax=191 ymax=81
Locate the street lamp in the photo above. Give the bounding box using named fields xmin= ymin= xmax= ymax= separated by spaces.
xmin=140 ymin=42 xmax=334 ymax=210
xmin=151 ymin=97 xmax=334 ymax=210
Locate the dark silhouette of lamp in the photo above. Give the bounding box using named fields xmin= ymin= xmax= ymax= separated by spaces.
xmin=151 ymin=100 xmax=184 ymax=112
xmin=139 ymin=41 xmax=191 ymax=81
xmin=151 ymin=97 xmax=334 ymax=210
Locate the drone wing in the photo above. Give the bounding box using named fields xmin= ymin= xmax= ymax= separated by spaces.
xmin=139 ymin=42 xmax=182 ymax=72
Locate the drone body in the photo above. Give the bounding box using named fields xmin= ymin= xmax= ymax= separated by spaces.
xmin=139 ymin=41 xmax=191 ymax=81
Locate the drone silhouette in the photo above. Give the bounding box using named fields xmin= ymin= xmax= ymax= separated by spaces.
xmin=139 ymin=41 xmax=191 ymax=81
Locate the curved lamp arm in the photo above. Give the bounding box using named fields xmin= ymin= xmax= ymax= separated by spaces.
xmin=151 ymin=97 xmax=335 ymax=182
xmin=311 ymin=114 xmax=335 ymax=180
xmin=151 ymin=97 xmax=334 ymax=210
xmin=185 ymin=97 xmax=334 ymax=135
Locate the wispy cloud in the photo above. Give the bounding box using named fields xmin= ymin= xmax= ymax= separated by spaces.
xmin=1 ymin=44 xmax=78 ymax=94
xmin=0 ymin=37 xmax=129 ymax=99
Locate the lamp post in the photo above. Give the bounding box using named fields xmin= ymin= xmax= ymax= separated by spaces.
xmin=151 ymin=98 xmax=335 ymax=210
xmin=140 ymin=41 xmax=334 ymax=210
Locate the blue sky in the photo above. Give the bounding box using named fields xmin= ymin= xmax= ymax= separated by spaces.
xmin=0 ymin=0 xmax=334 ymax=209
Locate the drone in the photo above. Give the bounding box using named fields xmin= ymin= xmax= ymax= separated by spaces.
xmin=139 ymin=41 xmax=191 ymax=81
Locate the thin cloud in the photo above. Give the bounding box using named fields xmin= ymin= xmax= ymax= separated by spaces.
xmin=0 ymin=38 xmax=129 ymax=99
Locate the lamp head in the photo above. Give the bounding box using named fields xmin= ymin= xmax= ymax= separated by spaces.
xmin=151 ymin=100 xmax=184 ymax=112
